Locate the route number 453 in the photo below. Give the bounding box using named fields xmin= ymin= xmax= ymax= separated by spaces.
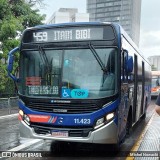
xmin=33 ymin=32 xmax=48 ymax=41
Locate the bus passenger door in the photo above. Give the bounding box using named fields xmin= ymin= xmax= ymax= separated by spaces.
xmin=141 ymin=62 xmax=145 ymax=115
xmin=133 ymin=54 xmax=138 ymax=123
xmin=133 ymin=54 xmax=144 ymax=123
xmin=119 ymin=50 xmax=130 ymax=139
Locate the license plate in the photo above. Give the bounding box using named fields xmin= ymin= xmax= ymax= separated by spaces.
xmin=51 ymin=131 xmax=68 ymax=138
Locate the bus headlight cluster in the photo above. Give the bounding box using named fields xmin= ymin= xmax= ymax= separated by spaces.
xmin=18 ymin=110 xmax=30 ymax=125
xmin=94 ymin=112 xmax=115 ymax=129
xmin=24 ymin=114 xmax=30 ymax=125
xmin=19 ymin=110 xmax=24 ymax=117
xmin=94 ymin=117 xmax=104 ymax=129
xmin=106 ymin=112 xmax=114 ymax=121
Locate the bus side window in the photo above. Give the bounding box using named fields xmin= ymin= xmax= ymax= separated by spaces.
xmin=121 ymin=50 xmax=128 ymax=82
xmin=124 ymin=52 xmax=128 ymax=81
xmin=121 ymin=51 xmax=124 ymax=82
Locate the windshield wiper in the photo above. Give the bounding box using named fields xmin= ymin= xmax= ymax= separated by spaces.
xmin=38 ymin=46 xmax=52 ymax=85
xmin=38 ymin=46 xmax=50 ymax=74
xmin=89 ymin=44 xmax=107 ymax=73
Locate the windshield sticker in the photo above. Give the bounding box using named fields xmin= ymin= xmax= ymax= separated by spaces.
xmin=61 ymin=89 xmax=71 ymax=98
xmin=28 ymin=86 xmax=58 ymax=95
xmin=71 ymin=89 xmax=88 ymax=98
xmin=26 ymin=77 xmax=41 ymax=86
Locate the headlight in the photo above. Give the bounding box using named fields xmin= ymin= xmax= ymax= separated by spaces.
xmin=94 ymin=117 xmax=104 ymax=129
xmin=94 ymin=112 xmax=115 ymax=129
xmin=19 ymin=110 xmax=24 ymax=116
xmin=18 ymin=110 xmax=30 ymax=125
xmin=24 ymin=114 xmax=30 ymax=125
xmin=18 ymin=110 xmax=24 ymax=121
xmin=106 ymin=112 xmax=114 ymax=121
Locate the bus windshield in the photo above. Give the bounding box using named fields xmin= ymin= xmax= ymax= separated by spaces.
xmin=152 ymin=77 xmax=160 ymax=88
xmin=19 ymin=47 xmax=117 ymax=99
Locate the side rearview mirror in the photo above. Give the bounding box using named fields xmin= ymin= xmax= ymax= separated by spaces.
xmin=126 ymin=56 xmax=133 ymax=73
xmin=7 ymin=47 xmax=19 ymax=82
xmin=8 ymin=55 xmax=14 ymax=72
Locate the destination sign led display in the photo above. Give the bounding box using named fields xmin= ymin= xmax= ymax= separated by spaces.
xmin=22 ymin=26 xmax=115 ymax=43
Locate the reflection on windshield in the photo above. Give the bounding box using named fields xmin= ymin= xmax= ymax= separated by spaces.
xmin=152 ymin=78 xmax=160 ymax=87
xmin=19 ymin=47 xmax=117 ymax=99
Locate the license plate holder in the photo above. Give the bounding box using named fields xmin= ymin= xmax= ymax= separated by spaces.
xmin=51 ymin=130 xmax=68 ymax=138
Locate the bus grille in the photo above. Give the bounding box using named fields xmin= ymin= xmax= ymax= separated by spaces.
xmin=26 ymin=101 xmax=100 ymax=114
xmin=31 ymin=123 xmax=92 ymax=137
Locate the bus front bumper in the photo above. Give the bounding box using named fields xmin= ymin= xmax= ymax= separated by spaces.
xmin=151 ymin=91 xmax=159 ymax=97
xmin=19 ymin=120 xmax=118 ymax=144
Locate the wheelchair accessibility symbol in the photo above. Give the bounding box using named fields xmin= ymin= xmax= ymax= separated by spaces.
xmin=62 ymin=89 xmax=71 ymax=98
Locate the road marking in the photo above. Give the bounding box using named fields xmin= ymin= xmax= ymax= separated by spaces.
xmin=126 ymin=112 xmax=156 ymax=160
xmin=0 ymin=139 xmax=43 ymax=159
xmin=0 ymin=113 xmax=18 ymax=120
xmin=8 ymin=139 xmax=44 ymax=151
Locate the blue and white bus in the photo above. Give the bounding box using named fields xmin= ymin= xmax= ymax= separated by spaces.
xmin=151 ymin=71 xmax=160 ymax=97
xmin=8 ymin=22 xmax=151 ymax=150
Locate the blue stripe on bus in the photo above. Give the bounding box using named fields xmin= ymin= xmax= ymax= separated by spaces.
xmin=18 ymin=99 xmax=120 ymax=127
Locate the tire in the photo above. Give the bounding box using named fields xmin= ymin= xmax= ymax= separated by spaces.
xmin=141 ymin=99 xmax=147 ymax=119
xmin=126 ymin=112 xmax=132 ymax=137
xmin=141 ymin=112 xmax=146 ymax=119
xmin=50 ymin=141 xmax=68 ymax=154
xmin=112 ymin=144 xmax=120 ymax=152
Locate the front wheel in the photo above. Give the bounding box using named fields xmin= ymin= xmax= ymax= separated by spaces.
xmin=111 ymin=143 xmax=120 ymax=152
xmin=50 ymin=141 xmax=77 ymax=155
xmin=50 ymin=141 xmax=68 ymax=154
xmin=141 ymin=99 xmax=147 ymax=119
xmin=126 ymin=112 xmax=132 ymax=137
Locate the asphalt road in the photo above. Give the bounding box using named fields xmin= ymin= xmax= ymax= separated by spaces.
xmin=0 ymin=117 xmax=20 ymax=151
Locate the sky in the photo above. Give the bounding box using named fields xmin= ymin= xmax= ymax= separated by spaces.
xmin=39 ymin=0 xmax=160 ymax=59
xmin=140 ymin=0 xmax=160 ymax=59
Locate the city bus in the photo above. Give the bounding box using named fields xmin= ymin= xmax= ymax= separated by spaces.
xmin=7 ymin=22 xmax=151 ymax=151
xmin=151 ymin=71 xmax=160 ymax=97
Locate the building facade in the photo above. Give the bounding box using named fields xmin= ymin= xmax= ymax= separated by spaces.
xmin=87 ymin=0 xmax=142 ymax=46
xmin=148 ymin=56 xmax=160 ymax=71
xmin=47 ymin=8 xmax=89 ymax=24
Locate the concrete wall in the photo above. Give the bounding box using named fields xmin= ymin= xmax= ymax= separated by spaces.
xmin=0 ymin=97 xmax=18 ymax=116
xmin=0 ymin=97 xmax=18 ymax=108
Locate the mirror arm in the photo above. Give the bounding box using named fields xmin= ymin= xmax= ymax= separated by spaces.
xmin=7 ymin=47 xmax=19 ymax=82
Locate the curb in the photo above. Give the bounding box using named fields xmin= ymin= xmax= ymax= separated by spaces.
xmin=125 ymin=111 xmax=156 ymax=160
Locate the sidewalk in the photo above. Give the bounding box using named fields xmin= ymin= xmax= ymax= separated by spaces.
xmin=137 ymin=112 xmax=160 ymax=151
xmin=134 ymin=112 xmax=160 ymax=160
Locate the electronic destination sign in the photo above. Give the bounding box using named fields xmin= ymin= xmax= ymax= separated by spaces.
xmin=22 ymin=26 xmax=115 ymax=43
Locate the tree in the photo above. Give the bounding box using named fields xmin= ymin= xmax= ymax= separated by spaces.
xmin=25 ymin=0 xmax=46 ymax=8
xmin=0 ymin=0 xmax=46 ymax=97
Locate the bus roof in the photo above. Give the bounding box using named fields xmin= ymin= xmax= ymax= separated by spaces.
xmin=34 ymin=21 xmax=114 ymax=28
